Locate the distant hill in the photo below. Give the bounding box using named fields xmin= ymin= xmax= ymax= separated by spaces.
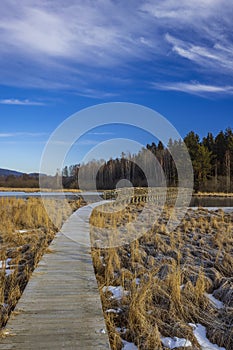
xmin=0 ymin=169 xmax=47 ymax=178
xmin=29 ymin=173 xmax=47 ymax=178
xmin=0 ymin=168 xmax=24 ymax=177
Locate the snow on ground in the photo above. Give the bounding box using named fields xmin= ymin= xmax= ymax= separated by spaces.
xmin=102 ymin=286 xmax=129 ymax=301
xmin=189 ymin=323 xmax=226 ymax=350
xmin=105 ymin=308 xmax=122 ymax=314
xmin=5 ymin=269 xmax=14 ymax=276
xmin=205 ymin=293 xmax=224 ymax=309
xmin=207 ymin=207 xmax=233 ymax=213
xmin=16 ymin=229 xmax=30 ymax=233
xmin=0 ymin=258 xmax=14 ymax=276
xmin=161 ymin=336 xmax=192 ymax=348
xmin=116 ymin=327 xmax=127 ymax=334
xmin=191 ymin=207 xmax=233 ymax=213
xmin=122 ymin=340 xmax=138 ymax=349
xmin=0 ymin=258 xmax=11 ymax=269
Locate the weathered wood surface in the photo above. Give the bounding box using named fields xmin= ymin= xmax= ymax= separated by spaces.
xmin=0 ymin=202 xmax=111 ymax=349
xmin=103 ymin=187 xmax=191 ymax=206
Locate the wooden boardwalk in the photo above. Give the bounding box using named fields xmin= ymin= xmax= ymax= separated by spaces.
xmin=0 ymin=202 xmax=110 ymax=349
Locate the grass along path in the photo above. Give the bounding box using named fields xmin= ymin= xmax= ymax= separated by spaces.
xmin=0 ymin=197 xmax=84 ymax=329
xmin=90 ymin=202 xmax=233 ymax=350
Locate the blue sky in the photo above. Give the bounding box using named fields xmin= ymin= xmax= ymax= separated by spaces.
xmin=0 ymin=0 xmax=232 ymax=174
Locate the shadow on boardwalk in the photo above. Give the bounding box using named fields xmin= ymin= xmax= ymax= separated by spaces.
xmin=0 ymin=202 xmax=110 ymax=349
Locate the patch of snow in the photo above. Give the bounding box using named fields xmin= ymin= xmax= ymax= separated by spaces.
xmin=135 ymin=278 xmax=140 ymax=285
xmin=208 ymin=207 xmax=233 ymax=213
xmin=16 ymin=229 xmax=29 ymax=233
xmin=189 ymin=323 xmax=226 ymax=350
xmin=190 ymin=207 xmax=233 ymax=213
xmin=205 ymin=293 xmax=224 ymax=309
xmin=98 ymin=255 xmax=106 ymax=266
xmin=95 ymin=328 xmax=107 ymax=334
xmin=0 ymin=258 xmax=11 ymax=269
xmin=0 ymin=259 xmax=14 ymax=276
xmin=161 ymin=336 xmax=192 ymax=348
xmin=5 ymin=269 xmax=14 ymax=276
xmin=116 ymin=327 xmax=127 ymax=334
xmin=106 ymin=308 xmax=122 ymax=314
xmin=102 ymin=286 xmax=129 ymax=301
xmin=122 ymin=340 xmax=138 ymax=350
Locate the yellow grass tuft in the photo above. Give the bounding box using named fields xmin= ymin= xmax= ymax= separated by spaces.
xmin=90 ymin=200 xmax=233 ymax=350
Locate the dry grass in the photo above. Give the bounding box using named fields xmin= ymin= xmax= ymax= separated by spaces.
xmin=90 ymin=202 xmax=233 ymax=350
xmin=0 ymin=187 xmax=82 ymax=192
xmin=195 ymin=192 xmax=233 ymax=197
xmin=0 ymin=188 xmax=42 ymax=192
xmin=0 ymin=196 xmax=84 ymax=329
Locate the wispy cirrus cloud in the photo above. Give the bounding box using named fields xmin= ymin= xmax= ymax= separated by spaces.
xmin=0 ymin=0 xmax=232 ymax=97
xmin=0 ymin=0 xmax=153 ymax=94
xmin=0 ymin=98 xmax=45 ymax=106
xmin=0 ymin=133 xmax=15 ymax=138
xmin=0 ymin=132 xmax=47 ymax=138
xmin=87 ymin=132 xmax=115 ymax=136
xmin=152 ymin=81 xmax=233 ymax=96
xmin=165 ymin=34 xmax=233 ymax=73
xmin=0 ymin=1 xmax=149 ymax=66
xmin=141 ymin=0 xmax=222 ymax=22
xmin=143 ymin=1 xmax=233 ymax=81
xmin=75 ymin=89 xmax=118 ymax=99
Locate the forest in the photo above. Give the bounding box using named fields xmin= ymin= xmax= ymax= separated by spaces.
xmin=61 ymin=127 xmax=233 ymax=192
xmin=0 ymin=128 xmax=232 ymax=193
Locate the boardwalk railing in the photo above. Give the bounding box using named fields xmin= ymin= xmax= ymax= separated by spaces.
xmin=102 ymin=187 xmax=192 ymax=206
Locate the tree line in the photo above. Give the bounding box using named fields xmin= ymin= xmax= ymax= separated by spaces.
xmin=183 ymin=128 xmax=233 ymax=192
xmin=62 ymin=127 xmax=233 ymax=192
xmin=0 ymin=173 xmax=39 ymax=188
xmin=0 ymin=128 xmax=232 ymax=193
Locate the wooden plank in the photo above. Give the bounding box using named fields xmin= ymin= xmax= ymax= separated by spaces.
xmin=0 ymin=202 xmax=110 ymax=349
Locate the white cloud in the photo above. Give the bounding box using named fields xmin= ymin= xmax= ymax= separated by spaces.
xmin=87 ymin=132 xmax=115 ymax=136
xmin=0 ymin=1 xmax=149 ymax=65
xmin=165 ymin=34 xmax=233 ymax=73
xmin=141 ymin=0 xmax=222 ymax=22
xmin=0 ymin=8 xmax=68 ymax=57
xmin=0 ymin=132 xmax=47 ymax=138
xmin=75 ymin=88 xmax=118 ymax=99
xmin=0 ymin=0 xmax=233 ymax=94
xmin=142 ymin=1 xmax=233 ymax=77
xmin=0 ymin=133 xmax=15 ymax=137
xmin=0 ymin=99 xmax=45 ymax=106
xmin=152 ymin=81 xmax=233 ymax=96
